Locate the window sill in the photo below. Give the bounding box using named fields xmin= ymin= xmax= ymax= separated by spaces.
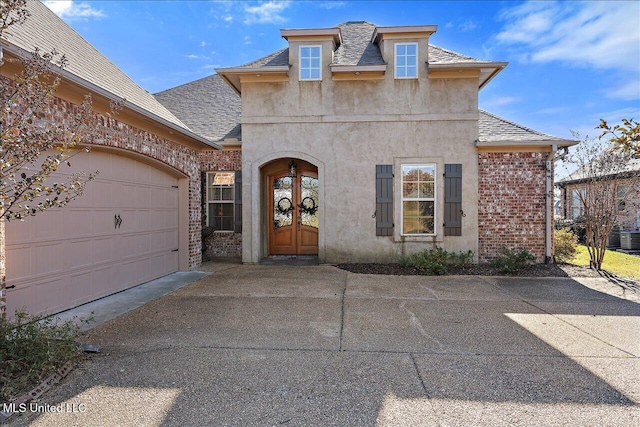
xmin=397 ymin=234 xmax=443 ymax=243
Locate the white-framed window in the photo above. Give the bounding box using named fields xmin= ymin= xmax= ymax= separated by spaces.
xmin=395 ymin=43 xmax=418 ymax=79
xmin=401 ymin=164 xmax=436 ymax=235
xmin=299 ymin=45 xmax=321 ymax=80
xmin=571 ymin=188 xmax=584 ymax=220
xmin=207 ymin=172 xmax=235 ymax=231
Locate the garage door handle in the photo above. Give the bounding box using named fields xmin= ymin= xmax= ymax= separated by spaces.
xmin=115 ymin=214 xmax=122 ymax=229
xmin=6 ymin=285 xmax=15 ymax=289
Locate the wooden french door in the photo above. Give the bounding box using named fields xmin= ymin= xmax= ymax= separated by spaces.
xmin=268 ymin=170 xmax=319 ymax=255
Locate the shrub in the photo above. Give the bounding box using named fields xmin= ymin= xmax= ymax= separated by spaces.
xmin=492 ymin=246 xmax=536 ymax=273
xmin=0 ymin=310 xmax=90 ymax=402
xmin=554 ymin=228 xmax=577 ymax=263
xmin=569 ymin=217 xmax=587 ymax=244
xmin=401 ymin=247 xmax=475 ymax=275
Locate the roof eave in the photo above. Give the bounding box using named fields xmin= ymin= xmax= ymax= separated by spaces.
xmin=281 ymin=28 xmax=342 ymax=45
xmin=476 ymin=139 xmax=578 ymax=149
xmin=428 ymin=62 xmax=508 ymax=89
xmin=329 ymin=64 xmax=387 ymax=72
xmin=215 ymin=66 xmax=290 ymax=95
xmin=3 ymin=43 xmax=222 ymax=150
xmin=372 ymin=25 xmax=438 ymax=43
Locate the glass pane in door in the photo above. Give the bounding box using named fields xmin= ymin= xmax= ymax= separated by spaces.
xmin=273 ymin=177 xmax=293 ymax=228
xmin=300 ymin=175 xmax=319 ymax=228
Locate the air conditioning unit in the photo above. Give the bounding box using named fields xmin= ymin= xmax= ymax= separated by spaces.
xmin=620 ymin=231 xmax=640 ymax=250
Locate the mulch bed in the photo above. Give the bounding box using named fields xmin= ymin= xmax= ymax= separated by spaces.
xmin=335 ymin=262 xmax=601 ymax=278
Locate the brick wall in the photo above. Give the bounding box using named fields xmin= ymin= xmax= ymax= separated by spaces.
xmin=478 ymin=151 xmax=549 ymax=262
xmin=200 ymin=149 xmax=243 ymax=258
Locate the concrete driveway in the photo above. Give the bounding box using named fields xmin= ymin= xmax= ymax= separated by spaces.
xmin=7 ymin=263 xmax=640 ymax=426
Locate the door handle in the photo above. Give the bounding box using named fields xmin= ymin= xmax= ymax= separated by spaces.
xmin=297 ymin=212 xmax=301 ymax=231
xmin=115 ymin=214 xmax=122 ymax=229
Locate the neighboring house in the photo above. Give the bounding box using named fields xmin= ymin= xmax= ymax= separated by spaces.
xmin=1 ymin=5 xmax=576 ymax=319
xmin=556 ymin=156 xmax=640 ymax=230
xmin=0 ymin=1 xmax=221 ymax=317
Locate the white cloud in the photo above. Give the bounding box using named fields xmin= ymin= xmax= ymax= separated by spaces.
xmin=458 ymin=20 xmax=477 ymax=32
xmin=317 ymin=1 xmax=347 ymax=10
xmin=495 ymin=1 xmax=640 ymax=100
xmin=482 ymin=95 xmax=520 ymax=109
xmin=243 ymin=1 xmax=290 ymax=25
xmin=43 ymin=0 xmax=105 ymax=19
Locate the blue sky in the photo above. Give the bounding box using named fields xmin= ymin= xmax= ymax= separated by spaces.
xmin=43 ymin=1 xmax=639 ymax=151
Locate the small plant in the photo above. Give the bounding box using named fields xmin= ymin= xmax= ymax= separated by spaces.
xmin=0 ymin=310 xmax=89 ymax=402
xmin=401 ymin=247 xmax=475 ymax=275
xmin=492 ymin=246 xmax=536 ymax=273
xmin=554 ymin=228 xmax=577 ymax=263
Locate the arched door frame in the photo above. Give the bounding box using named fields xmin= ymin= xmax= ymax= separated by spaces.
xmin=247 ymin=151 xmax=325 ymax=263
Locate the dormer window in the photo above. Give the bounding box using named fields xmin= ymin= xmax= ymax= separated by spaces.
xmin=299 ymin=45 xmax=322 ymax=80
xmin=395 ymin=43 xmax=417 ymax=79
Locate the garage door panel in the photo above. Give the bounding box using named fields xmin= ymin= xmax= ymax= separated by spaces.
xmin=91 ymin=209 xmax=115 ymax=235
xmin=68 ymin=239 xmax=94 ymax=270
xmin=32 ymin=242 xmax=66 ymax=276
xmin=31 ymin=209 xmax=63 ymax=241
xmin=89 ymin=180 xmax=114 ymax=208
xmin=5 ymin=245 xmax=31 ymax=282
xmin=6 ymin=150 xmax=180 ymax=317
xmin=91 ymin=237 xmax=113 ymax=264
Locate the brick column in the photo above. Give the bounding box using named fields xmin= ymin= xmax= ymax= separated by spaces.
xmin=478 ymin=151 xmax=549 ymax=262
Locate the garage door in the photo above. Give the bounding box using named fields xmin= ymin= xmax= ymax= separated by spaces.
xmin=5 ymin=150 xmax=180 ymax=316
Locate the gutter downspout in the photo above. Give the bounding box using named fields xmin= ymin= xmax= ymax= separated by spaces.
xmin=545 ymin=144 xmax=558 ymax=264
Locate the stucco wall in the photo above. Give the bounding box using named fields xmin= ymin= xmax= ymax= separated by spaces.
xmin=239 ymin=42 xmax=481 ymax=263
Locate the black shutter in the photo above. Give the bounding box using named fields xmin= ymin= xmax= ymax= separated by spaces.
xmin=201 ymin=171 xmax=207 ymax=227
xmin=376 ymin=165 xmax=393 ymax=236
xmin=444 ymin=164 xmax=462 ymax=236
xmin=234 ymin=170 xmax=242 ymax=233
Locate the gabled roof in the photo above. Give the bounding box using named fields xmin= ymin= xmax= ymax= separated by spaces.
xmin=478 ymin=110 xmax=577 ymax=147
xmin=1 ymin=1 xmax=218 ymax=148
xmin=155 ymin=74 xmax=241 ymax=143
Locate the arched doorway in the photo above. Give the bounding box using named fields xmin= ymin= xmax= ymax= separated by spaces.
xmin=266 ymin=159 xmax=319 ymax=255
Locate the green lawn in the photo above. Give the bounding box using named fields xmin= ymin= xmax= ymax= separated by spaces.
xmin=568 ymin=245 xmax=640 ymax=281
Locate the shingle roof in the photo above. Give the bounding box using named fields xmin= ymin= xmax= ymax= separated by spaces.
xmin=2 ymin=1 xmax=191 ymax=133
xmin=238 ymin=48 xmax=290 ymax=68
xmin=155 ymin=74 xmax=241 ymax=142
xmin=227 ymin=21 xmax=489 ymax=71
xmin=478 ymin=110 xmax=573 ymax=144
xmin=428 ymin=44 xmax=486 ymax=64
xmin=333 ymin=21 xmax=384 ymax=66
